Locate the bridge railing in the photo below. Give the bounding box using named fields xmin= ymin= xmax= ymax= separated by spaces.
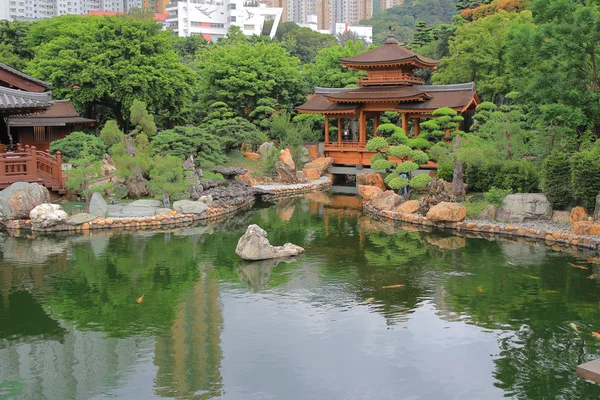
xmin=0 ymin=145 xmax=63 ymax=190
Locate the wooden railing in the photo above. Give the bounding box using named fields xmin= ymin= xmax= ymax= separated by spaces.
xmin=359 ymin=73 xmax=424 ymax=86
xmin=0 ymin=145 xmax=64 ymax=191
xmin=325 ymin=141 xmax=368 ymax=149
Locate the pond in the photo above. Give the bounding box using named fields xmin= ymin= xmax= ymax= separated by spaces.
xmin=1 ymin=193 xmax=600 ymax=399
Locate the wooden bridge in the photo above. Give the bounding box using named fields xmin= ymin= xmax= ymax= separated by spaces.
xmin=0 ymin=145 xmax=65 ymax=193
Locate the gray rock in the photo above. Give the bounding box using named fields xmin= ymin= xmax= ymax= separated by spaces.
xmin=496 ymin=193 xmax=552 ymax=223
xmin=155 ymin=208 xmax=172 ymax=216
xmin=202 ymin=180 xmax=254 ymax=208
xmin=371 ymin=190 xmax=404 ymax=211
xmin=66 ymin=213 xmax=95 ymax=226
xmin=198 ymin=195 xmax=213 ymax=206
xmin=551 ymin=210 xmax=571 ymax=225
xmin=211 ymin=167 xmax=248 ymax=180
xmin=0 ymin=182 xmax=50 ymax=220
xmin=173 ymin=200 xmax=209 ymax=215
xmin=594 ymin=194 xmax=600 ymax=220
xmin=129 ymin=199 xmax=162 ymax=207
xmin=89 ymin=192 xmax=108 ymax=218
xmin=235 ymin=224 xmax=305 ymax=261
xmin=119 ymin=205 xmax=158 ymax=217
xmin=29 ymin=203 xmax=68 ymax=228
xmin=258 ymin=142 xmax=275 ymax=160
xmin=479 ymin=205 xmax=497 ymax=220
xmin=237 ymin=257 xmax=298 ymax=292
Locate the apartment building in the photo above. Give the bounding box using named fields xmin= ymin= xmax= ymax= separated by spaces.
xmin=0 ymin=0 xmax=142 ymax=20
xmin=166 ymin=0 xmax=283 ymax=41
xmin=380 ymin=0 xmax=402 ymax=10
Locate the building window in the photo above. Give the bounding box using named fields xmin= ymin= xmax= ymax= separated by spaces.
xmin=210 ymin=23 xmax=224 ymax=28
xmin=244 ymin=24 xmax=254 ymax=30
xmin=33 ymin=126 xmax=45 ymax=142
xmin=229 ymin=16 xmax=236 ymax=22
xmin=227 ymin=3 xmax=236 ymax=9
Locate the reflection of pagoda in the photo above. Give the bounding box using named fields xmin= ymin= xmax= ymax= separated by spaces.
xmin=154 ymin=268 xmax=224 ymax=398
xmin=297 ymin=34 xmax=479 ymax=167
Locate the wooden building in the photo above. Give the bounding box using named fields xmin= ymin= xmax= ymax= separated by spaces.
xmin=296 ymin=34 xmax=480 ymax=167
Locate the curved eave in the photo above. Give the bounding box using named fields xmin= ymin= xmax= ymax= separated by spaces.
xmin=325 ymin=95 xmax=430 ymax=104
xmin=341 ymin=57 xmax=439 ymax=71
xmin=297 ymin=108 xmax=359 ymax=115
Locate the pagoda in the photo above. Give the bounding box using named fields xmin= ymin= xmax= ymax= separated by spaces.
xmin=296 ymin=35 xmax=480 ymax=167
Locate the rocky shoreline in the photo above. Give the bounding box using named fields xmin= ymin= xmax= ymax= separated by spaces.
xmin=364 ymin=203 xmax=600 ymax=251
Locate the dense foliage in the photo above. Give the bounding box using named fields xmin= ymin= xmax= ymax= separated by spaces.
xmin=541 ymin=151 xmax=573 ymax=209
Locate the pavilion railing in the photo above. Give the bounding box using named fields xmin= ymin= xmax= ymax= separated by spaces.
xmin=324 ymin=141 xmax=368 ymax=149
xmin=0 ymin=145 xmax=63 ymax=190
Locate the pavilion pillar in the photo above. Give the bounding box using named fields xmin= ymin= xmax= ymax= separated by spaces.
xmin=401 ymin=112 xmax=409 ymax=135
xmin=338 ymin=118 xmax=342 ymax=146
xmin=324 ymin=116 xmax=330 ymax=144
xmin=414 ymin=118 xmax=421 ymax=138
xmin=359 ymin=110 xmax=367 ymax=144
xmin=374 ymin=113 xmax=381 ymax=136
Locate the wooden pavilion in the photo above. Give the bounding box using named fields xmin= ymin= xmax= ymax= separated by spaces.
xmin=296 ymin=34 xmax=480 ymax=167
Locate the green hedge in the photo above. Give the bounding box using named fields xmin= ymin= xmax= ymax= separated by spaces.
xmin=542 ymin=150 xmax=573 ymax=209
xmin=572 ymin=151 xmax=600 ymax=210
xmin=465 ymin=159 xmax=539 ymax=193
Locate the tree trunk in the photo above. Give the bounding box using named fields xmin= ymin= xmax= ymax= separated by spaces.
xmin=123 ymin=134 xmax=150 ymax=198
xmin=452 ymin=134 xmax=466 ymax=202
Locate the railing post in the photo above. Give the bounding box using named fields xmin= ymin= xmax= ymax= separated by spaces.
xmin=29 ymin=146 xmax=37 ymax=180
xmin=55 ymin=151 xmax=63 ymax=188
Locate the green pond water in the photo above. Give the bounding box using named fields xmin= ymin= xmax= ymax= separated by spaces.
xmin=2 ymin=194 xmax=600 ymax=399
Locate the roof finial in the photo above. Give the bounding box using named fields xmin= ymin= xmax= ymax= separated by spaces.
xmin=385 ymin=26 xmax=399 ymax=44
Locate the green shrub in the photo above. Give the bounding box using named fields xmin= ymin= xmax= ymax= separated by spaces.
xmin=371 ymin=159 xmax=390 ymax=171
xmin=541 ymin=150 xmax=573 ymax=209
xmin=409 ymin=174 xmax=432 ymax=189
xmin=430 ymin=142 xmax=450 ymax=161
xmin=396 ymin=161 xmax=418 ymax=174
xmin=409 ymin=150 xmax=429 ymax=165
xmin=148 ymin=156 xmax=190 ymax=200
xmin=388 ymin=176 xmax=410 ymax=190
xmin=495 ymin=160 xmax=539 ymax=193
xmin=384 ymin=172 xmax=401 ymax=185
xmin=484 ymin=187 xmax=512 ymax=206
xmin=436 ymin=158 xmax=454 ymax=181
xmin=50 ymin=132 xmax=107 ymax=162
xmin=387 ymin=144 xmax=412 ymax=158
xmin=465 ymin=160 xmax=502 ymax=192
xmin=366 ymin=137 xmax=389 ymax=151
xmin=371 ymin=152 xmax=385 ymax=162
xmin=406 ymin=137 xmax=432 ymax=149
xmin=376 ymin=123 xmax=405 ymax=137
xmin=571 ymin=150 xmax=600 ymax=210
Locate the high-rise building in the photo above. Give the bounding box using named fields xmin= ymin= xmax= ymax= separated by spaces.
xmin=0 ymin=0 xmax=143 ymax=20
xmin=166 ymin=0 xmax=283 ymax=41
xmin=380 ymin=0 xmax=402 ymax=10
xmin=316 ymin=0 xmax=328 ymax=30
xmin=348 ymin=0 xmax=371 ymax=24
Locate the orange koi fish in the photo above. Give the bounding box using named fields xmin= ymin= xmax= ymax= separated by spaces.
xmin=586 ymin=258 xmax=600 ymax=264
xmin=593 ymin=332 xmax=600 ymax=339
xmin=477 ymin=286 xmax=484 ymax=293
xmin=588 ymin=275 xmax=597 ymax=280
xmin=382 ymin=284 xmax=405 ymax=289
xmin=570 ymin=263 xmax=589 ymax=270
xmin=137 ymin=295 xmax=144 ymax=303
xmin=507 ymin=262 xmax=515 ymax=266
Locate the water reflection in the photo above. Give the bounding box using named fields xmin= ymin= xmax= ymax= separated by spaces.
xmin=0 ymin=195 xmax=600 ymax=399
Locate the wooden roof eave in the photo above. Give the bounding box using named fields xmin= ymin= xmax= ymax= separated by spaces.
xmin=324 ymin=95 xmax=430 ymax=104
xmin=296 ymin=109 xmax=359 ymax=117
xmin=341 ymin=59 xmax=439 ymax=70
xmin=460 ymin=93 xmax=481 ymax=112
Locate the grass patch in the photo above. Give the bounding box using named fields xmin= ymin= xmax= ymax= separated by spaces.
xmin=461 ymin=199 xmax=492 ymax=219
xmin=55 ymin=200 xmax=86 ymax=215
xmin=203 ymin=171 xmax=223 ymax=180
xmin=222 ymin=151 xmax=270 ymax=177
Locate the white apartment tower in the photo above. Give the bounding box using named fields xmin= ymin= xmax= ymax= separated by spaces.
xmin=0 ymin=0 xmax=143 ymax=20
xmin=166 ymin=0 xmax=283 ymax=41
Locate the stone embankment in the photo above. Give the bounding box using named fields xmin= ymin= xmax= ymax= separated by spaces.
xmin=254 ymin=176 xmax=332 ymax=199
xmin=362 ymin=184 xmax=600 ymax=251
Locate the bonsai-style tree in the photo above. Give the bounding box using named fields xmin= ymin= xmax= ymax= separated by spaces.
xmin=367 ymin=124 xmax=432 ymax=195
xmin=419 ymin=107 xmax=465 ymax=141
xmin=248 ymin=97 xmax=279 ymax=131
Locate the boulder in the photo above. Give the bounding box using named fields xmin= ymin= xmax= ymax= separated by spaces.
xmin=198 ymin=195 xmax=213 ymax=206
xmin=0 ymin=182 xmax=50 ymax=220
xmin=66 ymin=213 xmax=95 ymax=226
xmin=275 ymin=161 xmax=299 ymax=184
xmin=418 ymin=179 xmax=457 ymax=215
xmin=358 ymin=185 xmax=383 ymax=202
xmin=302 ymin=157 xmax=334 ymax=177
xmin=238 ymin=172 xmax=256 ymax=186
xmin=210 ymin=167 xmax=248 ymax=180
xmin=303 ymin=168 xmax=321 ymax=181
xmin=496 ymin=194 xmax=552 ymax=223
xmin=235 ymin=224 xmax=305 ymax=260
xmin=570 ymin=207 xmax=589 ymax=224
xmin=479 ymin=205 xmax=497 ymax=220
xmin=202 ymin=180 xmax=255 ymax=208
xmin=101 ymin=154 xmax=117 ymax=176
xmin=426 ymin=202 xmax=467 ymax=222
xmin=244 ymin=152 xmax=260 ymax=160
xmin=278 ymin=148 xmax=296 ymax=170
xmin=396 ymin=200 xmax=420 ymax=214
xmin=572 ymin=221 xmax=600 ymax=236
xmin=89 ymin=192 xmax=108 ymax=218
xmin=595 ymin=194 xmax=600 ymax=220
xmin=296 ymin=171 xmax=309 ymax=183
xmin=173 ymin=200 xmax=209 ymax=215
xmin=155 ymin=208 xmax=172 ymax=216
xmin=30 ymin=203 xmax=68 ymax=228
xmin=552 ymin=210 xmax=571 ymax=225
xmin=129 ymin=199 xmax=162 ymax=207
xmin=371 ymin=190 xmax=404 ymax=210
xmin=258 ymin=142 xmax=275 ymax=160
xmin=305 ymin=144 xmax=319 ymax=161
xmin=357 ymin=172 xmax=386 ymax=191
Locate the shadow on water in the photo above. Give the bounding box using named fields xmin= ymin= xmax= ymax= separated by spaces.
xmin=0 ymin=194 xmax=600 ymax=399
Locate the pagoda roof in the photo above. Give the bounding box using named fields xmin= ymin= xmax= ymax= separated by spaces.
xmin=340 ymin=35 xmax=439 ymax=69
xmin=0 ymin=62 xmax=51 ymax=92
xmin=0 ymin=86 xmax=53 ymax=115
xmin=322 ymin=86 xmax=430 ymax=103
xmin=296 ymin=82 xmax=478 ymax=114
xmin=7 ymin=99 xmax=95 ymax=126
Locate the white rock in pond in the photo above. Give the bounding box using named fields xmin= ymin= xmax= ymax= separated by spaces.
xmin=30 ymin=203 xmax=68 ymax=228
xmin=89 ymin=192 xmax=108 ymax=218
xmin=0 ymin=182 xmax=50 ymax=220
xmin=235 ymin=224 xmax=305 ymax=260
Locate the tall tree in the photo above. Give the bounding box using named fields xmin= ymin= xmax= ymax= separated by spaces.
xmin=0 ymin=20 xmax=34 ymax=70
xmin=26 ymin=15 xmax=196 ymax=129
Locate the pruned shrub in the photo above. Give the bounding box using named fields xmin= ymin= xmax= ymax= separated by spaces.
xmin=571 ymin=150 xmax=600 ymax=210
xmin=409 ymin=174 xmax=432 ymax=189
xmin=541 ymin=150 xmax=573 ymax=209
xmin=495 ymin=160 xmax=540 ymax=193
